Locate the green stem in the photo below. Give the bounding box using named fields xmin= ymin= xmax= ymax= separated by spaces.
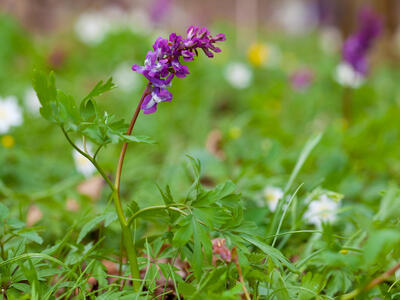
xmin=62 ymin=124 xmax=142 ymax=291
xmin=341 ymin=289 xmax=360 ymax=300
xmin=121 ymin=223 xmax=141 ymax=291
xmin=110 ymin=177 xmax=142 ymax=292
xmin=61 ymin=126 xmax=114 ymax=190
xmin=111 ymin=189 xmax=140 ymax=292
xmin=93 ymin=144 xmax=103 ymax=160
xmin=0 ymin=241 xmax=5 ymax=261
xmin=62 ymin=83 xmax=152 ymax=293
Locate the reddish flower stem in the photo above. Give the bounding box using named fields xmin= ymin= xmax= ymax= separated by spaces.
xmin=115 ymin=82 xmax=152 ymax=195
xmin=341 ymin=261 xmax=400 ymax=299
xmin=112 ymin=82 xmax=151 ymax=292
xmin=365 ymin=261 xmax=400 ymax=291
xmin=232 ymin=247 xmax=251 ymax=300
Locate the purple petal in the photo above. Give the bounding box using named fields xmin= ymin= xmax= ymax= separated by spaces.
xmin=156 ymin=88 xmax=173 ymax=102
xmin=143 ymin=105 xmax=158 ymax=114
xmin=187 ymin=25 xmax=199 ymax=39
xmin=213 ymin=33 xmax=226 ymax=42
xmin=132 ymin=64 xmax=145 ymax=73
xmin=141 ymin=94 xmax=153 ymax=110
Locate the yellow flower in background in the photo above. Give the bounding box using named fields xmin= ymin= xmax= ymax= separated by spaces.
xmin=229 ymin=127 xmax=242 ymax=139
xmin=247 ymin=43 xmax=268 ymax=67
xmin=1 ymin=135 xmax=15 ymax=148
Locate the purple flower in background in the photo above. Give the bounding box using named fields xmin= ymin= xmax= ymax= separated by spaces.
xmin=149 ymin=0 xmax=172 ymax=24
xmin=290 ymin=68 xmax=314 ymax=91
xmin=342 ymin=7 xmax=382 ymax=76
xmin=132 ymin=26 xmax=225 ymax=114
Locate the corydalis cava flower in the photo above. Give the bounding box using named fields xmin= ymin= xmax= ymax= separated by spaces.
xmin=342 ymin=8 xmax=382 ymax=76
xmin=132 ymin=26 xmax=225 ymax=114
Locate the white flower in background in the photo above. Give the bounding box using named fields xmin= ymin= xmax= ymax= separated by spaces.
xmin=0 ymin=96 xmax=23 ymax=134
xmin=275 ymin=0 xmax=317 ymax=36
xmin=75 ymin=7 xmax=153 ymax=45
xmin=335 ymin=63 xmax=365 ymax=88
xmin=225 ymin=62 xmax=252 ymax=89
xmin=113 ymin=62 xmax=141 ymax=92
xmin=73 ymin=142 xmax=96 ymax=178
xmin=75 ymin=12 xmax=111 ymax=45
xmin=263 ymin=186 xmax=284 ymax=212
xmin=24 ymin=88 xmax=41 ymax=114
xmin=320 ymin=27 xmax=342 ymax=55
xmin=304 ymin=194 xmax=340 ymax=227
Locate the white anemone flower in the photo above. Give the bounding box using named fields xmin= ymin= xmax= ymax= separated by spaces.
xmin=225 ymin=62 xmax=253 ymax=89
xmin=0 ymin=96 xmax=23 ymax=134
xmin=335 ymin=63 xmax=365 ymax=88
xmin=113 ymin=63 xmax=141 ymax=92
xmin=304 ymin=194 xmax=340 ymax=227
xmin=75 ymin=12 xmax=111 ymax=45
xmin=73 ymin=142 xmax=96 ymax=178
xmin=24 ymin=88 xmax=41 ymax=114
xmin=263 ymin=186 xmax=284 ymax=212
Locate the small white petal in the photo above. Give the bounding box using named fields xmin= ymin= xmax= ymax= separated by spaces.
xmin=225 ymin=62 xmax=253 ymax=89
xmin=304 ymin=194 xmax=340 ymax=227
xmin=24 ymin=88 xmax=41 ymax=114
xmin=0 ymin=96 xmax=23 ymax=134
xmin=75 ymin=12 xmax=111 ymax=45
xmin=73 ymin=142 xmax=96 ymax=177
xmin=263 ymin=186 xmax=284 ymax=212
xmin=335 ymin=63 xmax=365 ymax=88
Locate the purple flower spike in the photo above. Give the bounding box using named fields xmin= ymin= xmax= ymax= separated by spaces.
xmin=132 ymin=26 xmax=225 ymax=114
xmin=342 ymin=7 xmax=382 ymax=76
